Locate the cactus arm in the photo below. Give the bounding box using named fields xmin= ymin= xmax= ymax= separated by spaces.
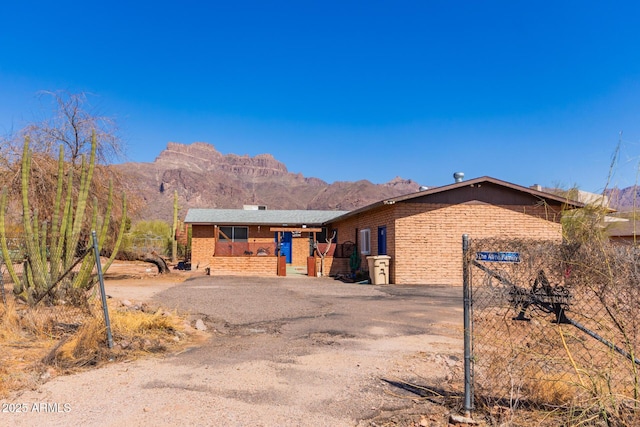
xmin=23 ymin=262 xmax=35 ymax=304
xmin=172 ymin=190 xmax=178 ymax=263
xmin=69 ymin=131 xmax=97 ymax=258
xmin=20 ymin=139 xmax=48 ymax=294
xmin=102 ymin=193 xmax=126 ymax=273
xmin=40 ymin=219 xmax=51 ymax=286
xmin=73 ymin=199 xmax=99 ymax=289
xmin=62 ymin=170 xmax=75 ymax=268
xmin=68 ymin=154 xmax=87 ymax=260
xmin=97 ymin=182 xmax=114 ymax=251
xmin=49 ymin=145 xmax=66 ymax=280
xmin=0 ymin=188 xmax=21 ymax=285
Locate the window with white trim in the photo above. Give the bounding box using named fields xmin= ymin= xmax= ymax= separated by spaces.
xmin=360 ymin=228 xmax=371 ymax=255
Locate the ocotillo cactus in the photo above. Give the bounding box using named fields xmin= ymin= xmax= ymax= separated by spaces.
xmin=0 ymin=132 xmax=127 ymax=305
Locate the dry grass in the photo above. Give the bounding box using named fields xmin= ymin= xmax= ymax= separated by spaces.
xmin=0 ymin=295 xmax=196 ymax=398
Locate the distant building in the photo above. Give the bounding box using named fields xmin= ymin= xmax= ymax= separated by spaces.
xmin=606 ymin=216 xmax=639 ymax=245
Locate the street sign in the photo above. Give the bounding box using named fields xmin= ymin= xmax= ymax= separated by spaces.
xmin=476 ymin=251 xmax=520 ymax=263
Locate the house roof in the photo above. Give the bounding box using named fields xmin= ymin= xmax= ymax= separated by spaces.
xmin=184 ymin=209 xmax=350 ymax=226
xmin=606 ymin=218 xmax=637 ymax=237
xmin=185 ymin=177 xmax=588 ymax=227
xmin=328 ymin=176 xmax=587 ymax=223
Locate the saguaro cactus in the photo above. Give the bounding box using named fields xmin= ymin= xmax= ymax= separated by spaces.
xmin=0 ymin=132 xmax=127 ymax=305
xmin=171 ymin=190 xmax=178 ymax=263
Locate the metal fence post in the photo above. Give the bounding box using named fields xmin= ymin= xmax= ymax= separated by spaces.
xmin=462 ymin=234 xmax=473 ymax=417
xmin=92 ymin=230 xmax=114 ymax=349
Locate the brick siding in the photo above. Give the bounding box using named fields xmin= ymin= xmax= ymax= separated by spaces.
xmin=327 ymin=202 xmax=562 ymax=285
xmin=393 ymin=202 xmax=561 ymax=285
xmin=292 ymin=235 xmax=313 ymax=266
xmin=326 ymin=204 xmax=396 ymax=278
xmin=209 ymin=256 xmax=277 ymax=276
xmin=191 ymin=225 xmax=215 ymax=269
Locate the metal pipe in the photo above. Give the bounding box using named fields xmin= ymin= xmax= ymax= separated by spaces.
xmin=471 ymin=260 xmax=517 ymax=287
xmin=567 ymin=318 xmax=640 ymax=365
xmin=92 ymin=230 xmax=113 ymax=349
xmin=462 ymin=234 xmax=473 ymax=416
xmin=478 ymin=259 xmax=640 ymax=366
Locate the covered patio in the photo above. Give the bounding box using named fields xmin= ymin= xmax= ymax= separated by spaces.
xmin=185 ymin=209 xmax=348 ymax=277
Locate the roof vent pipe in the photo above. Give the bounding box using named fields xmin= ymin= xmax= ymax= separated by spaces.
xmin=453 ymin=172 xmax=465 ymax=183
xmin=419 ymin=186 xmax=429 ymax=191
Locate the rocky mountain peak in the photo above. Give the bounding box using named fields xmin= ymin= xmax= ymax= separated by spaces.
xmin=116 ymin=142 xmax=422 ymax=221
xmin=155 ymin=142 xmax=288 ymax=177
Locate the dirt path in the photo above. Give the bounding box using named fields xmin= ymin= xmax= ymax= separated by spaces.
xmin=5 ymin=274 xmax=464 ymax=426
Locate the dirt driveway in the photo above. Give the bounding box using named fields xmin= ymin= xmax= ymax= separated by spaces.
xmin=7 ymin=274 xmax=464 ymax=426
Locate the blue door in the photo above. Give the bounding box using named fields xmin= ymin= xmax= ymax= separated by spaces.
xmin=276 ymin=232 xmax=293 ymax=263
xmin=377 ymin=226 xmax=387 ymax=255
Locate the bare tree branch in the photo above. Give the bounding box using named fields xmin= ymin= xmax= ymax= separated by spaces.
xmin=23 ymin=90 xmax=124 ymax=165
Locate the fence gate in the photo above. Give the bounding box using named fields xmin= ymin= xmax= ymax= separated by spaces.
xmin=463 ymin=235 xmax=640 ymax=424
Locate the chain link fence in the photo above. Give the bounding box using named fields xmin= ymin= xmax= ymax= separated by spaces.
xmin=0 ymin=232 xmax=176 ymax=286
xmin=467 ymin=237 xmax=640 ymax=425
xmin=129 ymin=235 xmax=169 ymax=257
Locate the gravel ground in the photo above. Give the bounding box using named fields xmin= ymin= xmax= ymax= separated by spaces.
xmin=4 ymin=273 xmax=465 ymax=426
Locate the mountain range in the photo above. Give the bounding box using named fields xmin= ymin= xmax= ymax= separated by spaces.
xmin=114 ymin=142 xmax=422 ymax=221
xmin=606 ymin=186 xmax=640 ymax=212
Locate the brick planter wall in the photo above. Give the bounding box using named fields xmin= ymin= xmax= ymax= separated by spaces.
xmin=208 ymin=256 xmax=278 ymax=277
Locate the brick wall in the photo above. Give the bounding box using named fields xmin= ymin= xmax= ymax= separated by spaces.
xmin=191 ymin=225 xmax=215 ymax=269
xmin=327 ymin=204 xmax=396 ymax=277
xmin=191 ymin=224 xmax=277 ymax=270
xmin=209 ymin=256 xmax=277 ymax=276
xmin=327 ymin=201 xmax=563 ymax=285
xmin=393 ymin=202 xmax=562 ymax=285
xmin=321 ymin=257 xmax=349 ymax=277
xmin=292 ymin=235 xmax=313 ymax=266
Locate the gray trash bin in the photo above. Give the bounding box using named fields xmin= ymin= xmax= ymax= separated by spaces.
xmin=366 ymin=255 xmax=391 ymax=285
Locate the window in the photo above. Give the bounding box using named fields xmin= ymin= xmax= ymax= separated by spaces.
xmin=218 ymin=226 xmax=248 ymax=242
xmin=360 ymin=228 xmax=371 ymax=255
xmin=316 ymin=227 xmax=337 ymax=243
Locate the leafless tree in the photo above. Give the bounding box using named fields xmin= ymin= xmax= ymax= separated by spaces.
xmin=314 ymin=230 xmax=337 ymax=277
xmin=21 ymin=90 xmax=124 ymax=165
xmin=0 ymin=91 xmax=137 ymax=251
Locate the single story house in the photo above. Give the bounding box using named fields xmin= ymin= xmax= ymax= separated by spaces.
xmin=185 ymin=176 xmax=584 ymax=285
xmin=185 ymin=209 xmax=348 ymax=276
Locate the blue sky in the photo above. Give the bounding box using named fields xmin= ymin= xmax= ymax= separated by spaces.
xmin=2 ymin=1 xmax=640 ymax=192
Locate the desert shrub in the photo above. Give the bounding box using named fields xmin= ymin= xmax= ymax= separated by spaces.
xmin=120 ymin=220 xmax=172 ymax=257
